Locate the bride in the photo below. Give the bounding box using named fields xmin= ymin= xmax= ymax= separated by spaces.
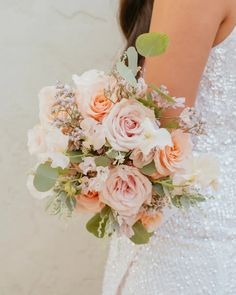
xmin=103 ymin=0 xmax=236 ymax=294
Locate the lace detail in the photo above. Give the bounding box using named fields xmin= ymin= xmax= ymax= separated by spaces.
xmin=103 ymin=27 xmax=236 ymax=295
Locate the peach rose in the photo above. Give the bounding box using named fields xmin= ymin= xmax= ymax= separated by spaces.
xmin=154 ymin=129 xmax=192 ymax=178
xmin=138 ymin=211 xmax=162 ymax=232
xmin=101 ymin=165 xmax=152 ymax=216
xmin=103 ymin=98 xmax=156 ymax=152
xmin=73 ymin=70 xmax=115 ymax=122
xmin=76 ymin=191 xmax=104 ymax=213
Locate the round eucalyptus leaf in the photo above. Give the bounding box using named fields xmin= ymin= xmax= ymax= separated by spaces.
xmin=33 ymin=162 xmax=59 ymax=192
xmin=136 ymin=32 xmax=169 ymax=57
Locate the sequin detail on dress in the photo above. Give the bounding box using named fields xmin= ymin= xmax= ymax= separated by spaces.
xmin=103 ymin=28 xmax=236 ymax=295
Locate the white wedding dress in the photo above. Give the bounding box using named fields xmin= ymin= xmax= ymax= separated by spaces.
xmin=102 ymin=27 xmax=236 ymax=295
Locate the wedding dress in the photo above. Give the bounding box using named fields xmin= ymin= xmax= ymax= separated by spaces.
xmin=102 ymin=27 xmax=236 ymax=295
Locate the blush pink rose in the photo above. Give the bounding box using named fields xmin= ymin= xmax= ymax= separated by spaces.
xmin=101 ymin=165 xmax=152 ymax=216
xmin=103 ymin=98 xmax=155 ymax=152
xmin=76 ymin=191 xmax=104 ymax=213
xmin=154 ymin=129 xmax=192 ymax=178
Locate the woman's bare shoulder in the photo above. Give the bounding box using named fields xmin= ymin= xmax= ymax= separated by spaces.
xmin=145 ymin=0 xmax=230 ymax=106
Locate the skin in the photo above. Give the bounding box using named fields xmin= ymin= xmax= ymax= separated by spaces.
xmin=145 ymin=0 xmax=236 ymax=117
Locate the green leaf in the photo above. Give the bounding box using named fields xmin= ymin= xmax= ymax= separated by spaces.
xmin=137 ymin=98 xmax=162 ymax=119
xmin=126 ymin=46 xmax=138 ymax=76
xmin=180 ymin=196 xmax=190 ymax=210
xmin=86 ymin=213 xmax=104 ymax=238
xmin=150 ymin=83 xmax=176 ymax=104
xmin=116 ymin=61 xmax=137 ymax=87
xmin=136 ymin=32 xmax=169 ymax=57
xmin=162 ymin=120 xmax=180 ymax=129
xmin=65 ymin=195 xmax=77 ymax=212
xmin=95 ymin=156 xmax=111 ymax=167
xmin=33 ymin=162 xmax=59 ymax=192
xmin=171 ymin=195 xmax=181 ymax=208
xmin=130 ymin=221 xmax=153 ymax=245
xmin=140 ymin=161 xmax=157 ymax=176
xmin=67 ymin=151 xmax=83 ymax=164
xmin=86 ymin=206 xmax=111 ymax=238
xmin=106 ymin=149 xmax=119 ymax=159
xmin=153 ymin=183 xmax=165 ymax=197
xmin=146 ymin=92 xmax=153 ymax=102
xmin=100 ymin=206 xmax=111 ymax=218
xmin=58 ymin=167 xmax=69 ymax=175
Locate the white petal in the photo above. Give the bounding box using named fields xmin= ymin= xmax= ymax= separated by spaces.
xmin=50 ymin=152 xmax=70 ymax=169
xmin=154 ymin=128 xmax=173 ymax=148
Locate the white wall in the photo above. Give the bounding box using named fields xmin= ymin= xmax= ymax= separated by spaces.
xmin=0 ymin=1 xmax=123 ymax=294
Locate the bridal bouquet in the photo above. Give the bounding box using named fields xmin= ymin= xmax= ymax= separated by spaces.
xmin=27 ymin=33 xmax=219 ymax=244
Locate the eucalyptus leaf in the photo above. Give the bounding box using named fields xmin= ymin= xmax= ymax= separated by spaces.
xmin=136 ymin=32 xmax=169 ymax=57
xmin=153 ymin=183 xmax=165 ymax=197
xmin=126 ymin=46 xmax=138 ymax=76
xmin=106 ymin=149 xmax=119 ymax=159
xmin=33 ymin=162 xmax=59 ymax=192
xmin=67 ymin=151 xmax=84 ymax=164
xmin=171 ymin=195 xmax=181 ymax=208
xmin=116 ymin=61 xmax=137 ymax=87
xmin=140 ymin=161 xmax=157 ymax=176
xmin=138 ymin=98 xmax=162 ymax=119
xmin=130 ymin=221 xmax=153 ymax=245
xmin=65 ymin=196 xmax=77 ymax=212
xmin=162 ymin=120 xmax=180 ymax=129
xmin=150 ymin=83 xmax=176 ymax=104
xmin=95 ymin=156 xmax=111 ymax=167
xmin=180 ymin=196 xmax=191 ymax=210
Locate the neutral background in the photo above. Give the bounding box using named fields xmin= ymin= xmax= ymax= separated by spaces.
xmin=0 ymin=1 xmax=123 ymax=294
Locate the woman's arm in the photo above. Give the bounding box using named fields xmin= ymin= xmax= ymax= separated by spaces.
xmin=145 ymin=0 xmax=228 ymax=111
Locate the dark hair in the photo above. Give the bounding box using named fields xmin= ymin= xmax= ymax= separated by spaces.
xmin=119 ymin=0 xmax=154 ymax=67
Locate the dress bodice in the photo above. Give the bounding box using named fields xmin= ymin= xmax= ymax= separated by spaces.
xmin=194 ymin=27 xmax=236 ymax=153
xmin=103 ymin=27 xmax=236 ymax=295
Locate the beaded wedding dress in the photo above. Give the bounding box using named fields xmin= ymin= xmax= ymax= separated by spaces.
xmin=102 ymin=27 xmax=236 ymax=295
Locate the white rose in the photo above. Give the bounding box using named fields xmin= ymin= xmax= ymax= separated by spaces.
xmin=27 ymin=125 xmax=47 ymax=155
xmin=174 ymin=154 xmax=220 ymax=190
xmin=27 ymin=125 xmax=69 ymax=168
xmin=38 ymin=86 xmax=57 ymax=126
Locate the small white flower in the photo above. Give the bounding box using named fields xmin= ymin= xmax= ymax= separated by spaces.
xmin=79 ymin=157 xmax=97 ymax=174
xmin=172 ymin=97 xmax=185 ymax=109
xmin=80 ymin=118 xmax=106 ymax=150
xmin=90 ymin=167 xmax=110 ymax=192
xmin=114 ymin=152 xmax=125 ymax=164
xmin=139 ymin=118 xmax=173 ymax=156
